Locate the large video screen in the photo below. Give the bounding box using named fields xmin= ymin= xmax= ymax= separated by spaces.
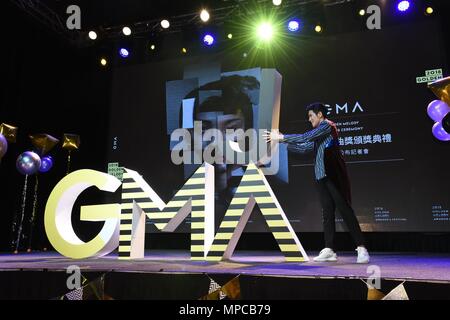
xmin=108 ymin=19 xmax=450 ymax=233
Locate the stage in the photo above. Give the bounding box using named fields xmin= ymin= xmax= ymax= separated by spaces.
xmin=1 ymin=251 xmax=450 ymax=300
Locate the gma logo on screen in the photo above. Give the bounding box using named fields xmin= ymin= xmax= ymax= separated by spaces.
xmin=44 ymin=162 xmax=309 ymax=262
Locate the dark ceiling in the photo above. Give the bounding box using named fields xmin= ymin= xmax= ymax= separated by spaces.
xmin=39 ymin=0 xmax=251 ymax=28
xmin=7 ymin=0 xmax=333 ymax=44
xmin=7 ymin=0 xmax=449 ymax=47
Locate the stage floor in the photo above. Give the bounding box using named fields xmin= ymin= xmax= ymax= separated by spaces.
xmin=1 ymin=251 xmax=450 ymax=283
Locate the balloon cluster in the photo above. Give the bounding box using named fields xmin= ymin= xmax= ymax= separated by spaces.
xmin=9 ymin=133 xmax=80 ymax=175
xmin=16 ymin=134 xmax=59 ymax=175
xmin=6 ymin=131 xmax=80 ymax=254
xmin=0 ymin=125 xmax=78 ymax=174
xmin=428 ymin=77 xmax=450 ymax=142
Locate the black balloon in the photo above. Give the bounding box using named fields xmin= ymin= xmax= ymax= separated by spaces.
xmin=443 ymin=113 xmax=450 ymax=134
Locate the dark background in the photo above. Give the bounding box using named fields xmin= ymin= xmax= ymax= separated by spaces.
xmin=108 ymin=20 xmax=449 ymax=233
xmin=1 ymin=0 xmax=450 ymax=253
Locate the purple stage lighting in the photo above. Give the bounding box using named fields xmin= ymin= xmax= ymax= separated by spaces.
xmin=288 ymin=20 xmax=300 ymax=32
xmin=203 ymin=34 xmax=215 ymax=46
xmin=119 ymin=48 xmax=129 ymax=58
xmin=397 ymin=1 xmax=411 ymax=12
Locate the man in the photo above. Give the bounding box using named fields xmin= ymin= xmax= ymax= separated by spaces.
xmin=263 ymin=103 xmax=370 ymax=264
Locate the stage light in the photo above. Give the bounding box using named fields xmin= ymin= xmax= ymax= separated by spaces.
xmin=359 ymin=9 xmax=366 ymax=16
xmin=161 ymin=20 xmax=170 ymax=29
xmin=273 ymin=0 xmax=282 ymax=6
xmin=315 ymin=25 xmax=322 ymax=33
xmin=203 ymin=34 xmax=215 ymax=46
xmin=397 ymin=1 xmax=410 ymax=12
xmin=287 ymin=20 xmax=300 ymax=32
xmin=227 ymin=33 xmax=233 ymax=39
xmin=122 ymin=26 xmax=132 ymax=36
xmin=119 ymin=48 xmax=129 ymax=58
xmin=150 ymin=44 xmax=156 ymax=51
xmin=425 ymin=7 xmax=434 ymax=15
xmin=88 ymin=31 xmax=97 ymax=40
xmin=200 ymin=9 xmax=210 ymax=22
xmin=257 ymin=22 xmax=274 ymax=42
xmin=100 ymin=58 xmax=107 ymax=66
xmin=182 ymin=47 xmax=187 ymax=54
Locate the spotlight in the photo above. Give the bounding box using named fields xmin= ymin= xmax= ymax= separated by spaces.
xmin=273 ymin=0 xmax=282 ymax=6
xmin=287 ymin=20 xmax=300 ymax=32
xmin=182 ymin=48 xmax=188 ymax=54
xmin=359 ymin=9 xmax=365 ymax=16
xmin=100 ymin=58 xmax=107 ymax=66
xmin=257 ymin=22 xmax=274 ymax=42
xmin=397 ymin=1 xmax=410 ymax=12
xmin=150 ymin=44 xmax=156 ymax=51
xmin=88 ymin=31 xmax=97 ymax=40
xmin=425 ymin=7 xmax=434 ymax=15
xmin=315 ymin=25 xmax=323 ymax=33
xmin=122 ymin=26 xmax=132 ymax=36
xmin=200 ymin=9 xmax=210 ymax=22
xmin=119 ymin=48 xmax=129 ymax=58
xmin=161 ymin=20 xmax=170 ymax=29
xmin=203 ymin=34 xmax=215 ymax=46
xmin=227 ymin=33 xmax=233 ymax=39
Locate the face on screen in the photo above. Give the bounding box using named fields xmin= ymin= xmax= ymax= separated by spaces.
xmin=195 ymin=111 xmax=246 ymax=164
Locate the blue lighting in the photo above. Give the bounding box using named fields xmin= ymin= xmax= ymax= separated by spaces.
xmin=203 ymin=34 xmax=215 ymax=46
xmin=119 ymin=48 xmax=129 ymax=58
xmin=288 ymin=20 xmax=300 ymax=32
xmin=397 ymin=1 xmax=410 ymax=12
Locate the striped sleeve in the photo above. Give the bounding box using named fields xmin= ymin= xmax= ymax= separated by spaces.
xmin=287 ymin=142 xmax=314 ymax=154
xmin=282 ymin=121 xmax=332 ymax=144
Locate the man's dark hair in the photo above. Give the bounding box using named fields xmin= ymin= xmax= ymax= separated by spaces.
xmin=306 ymin=103 xmax=328 ymax=118
xmin=185 ymin=75 xmax=258 ymax=130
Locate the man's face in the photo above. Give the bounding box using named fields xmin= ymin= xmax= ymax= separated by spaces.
xmin=308 ymin=110 xmax=323 ymax=129
xmin=194 ymin=111 xmax=245 ymax=165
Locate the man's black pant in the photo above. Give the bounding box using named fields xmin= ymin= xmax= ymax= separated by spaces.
xmin=317 ymin=177 xmax=365 ymax=250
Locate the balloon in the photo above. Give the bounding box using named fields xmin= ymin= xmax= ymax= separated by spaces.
xmin=39 ymin=155 xmax=53 ymax=173
xmin=29 ymin=134 xmax=59 ymax=155
xmin=16 ymin=151 xmax=41 ymax=175
xmin=0 ymin=134 xmax=8 ymax=160
xmin=429 ymin=76 xmax=450 ymax=106
xmin=432 ymin=122 xmax=450 ymax=142
xmin=427 ymin=100 xmax=450 ymax=122
xmin=0 ymin=123 xmax=18 ymax=143
xmin=62 ymin=134 xmax=80 ymax=151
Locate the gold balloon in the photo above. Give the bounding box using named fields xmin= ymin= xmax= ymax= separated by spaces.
xmin=29 ymin=134 xmax=60 ymax=155
xmin=429 ymin=76 xmax=450 ymax=106
xmin=0 ymin=123 xmax=18 ymax=143
xmin=62 ymin=134 xmax=80 ymax=151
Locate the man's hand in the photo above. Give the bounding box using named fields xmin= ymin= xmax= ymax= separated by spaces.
xmin=263 ymin=130 xmax=284 ymax=143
